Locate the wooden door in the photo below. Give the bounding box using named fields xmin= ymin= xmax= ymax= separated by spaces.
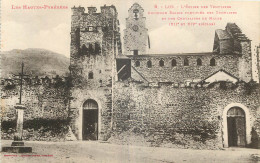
xmin=227 ymin=107 xmax=246 ymax=147
xmin=82 ymin=99 xmax=98 ymax=140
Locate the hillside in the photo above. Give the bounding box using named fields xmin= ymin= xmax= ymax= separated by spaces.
xmin=0 ymin=48 xmax=70 ymax=78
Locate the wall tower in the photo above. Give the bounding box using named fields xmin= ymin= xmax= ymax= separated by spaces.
xmin=69 ymin=5 xmax=121 ymax=140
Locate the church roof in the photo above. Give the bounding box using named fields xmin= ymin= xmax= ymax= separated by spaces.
xmin=198 ymin=69 xmax=240 ymax=84
xmin=124 ymin=52 xmax=217 ymax=58
xmin=215 ymin=29 xmax=231 ymax=40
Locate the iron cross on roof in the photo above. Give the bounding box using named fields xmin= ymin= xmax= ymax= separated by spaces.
xmin=12 ymin=62 xmax=30 ymax=105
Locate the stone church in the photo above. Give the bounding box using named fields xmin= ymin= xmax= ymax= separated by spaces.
xmin=68 ymin=3 xmax=259 ymax=148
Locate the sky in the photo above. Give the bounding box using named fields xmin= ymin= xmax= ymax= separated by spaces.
xmin=1 ymin=0 xmax=260 ymax=58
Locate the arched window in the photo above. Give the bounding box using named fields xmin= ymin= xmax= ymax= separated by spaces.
xmin=172 ymin=59 xmax=177 ymax=67
xmin=210 ymin=58 xmax=216 ymax=66
xmin=135 ymin=61 xmax=140 ymax=67
xmin=197 ymin=58 xmax=202 ymax=66
xmin=133 ymin=9 xmax=139 ymax=19
xmin=147 ymin=60 xmax=152 ymax=68
xmin=184 ymin=58 xmax=189 ymax=66
xmin=159 ymin=59 xmax=164 ymax=67
xmin=88 ymin=72 xmax=93 ymax=79
xmin=81 ymin=44 xmax=88 ymax=55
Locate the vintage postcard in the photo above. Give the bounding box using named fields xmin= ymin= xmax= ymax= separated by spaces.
xmin=0 ymin=0 xmax=259 ymax=162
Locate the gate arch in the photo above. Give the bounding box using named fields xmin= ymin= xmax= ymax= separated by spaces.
xmin=222 ymin=103 xmax=251 ymax=147
xmin=227 ymin=107 xmax=246 ymax=146
xmin=82 ymin=99 xmax=99 ymax=140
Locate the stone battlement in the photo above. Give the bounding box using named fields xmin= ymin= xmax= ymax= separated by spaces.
xmin=0 ymin=75 xmax=70 ymax=88
xmin=116 ymin=79 xmax=257 ymax=90
xmin=71 ymin=5 xmax=117 ymax=16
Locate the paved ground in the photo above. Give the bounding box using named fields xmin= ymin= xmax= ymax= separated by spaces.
xmin=1 ymin=140 xmax=259 ymax=163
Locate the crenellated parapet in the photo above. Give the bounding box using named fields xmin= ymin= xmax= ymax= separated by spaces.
xmin=0 ymin=75 xmax=71 ymax=88
xmin=116 ymin=78 xmax=259 ymax=93
xmin=70 ymin=5 xmax=121 ymax=59
xmin=0 ymin=75 xmax=71 ymax=122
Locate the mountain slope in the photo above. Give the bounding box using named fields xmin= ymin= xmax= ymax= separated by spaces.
xmin=0 ymin=48 xmax=70 ymax=78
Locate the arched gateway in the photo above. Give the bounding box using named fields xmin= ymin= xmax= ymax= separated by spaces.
xmin=227 ymin=107 xmax=246 ymax=147
xmin=82 ymin=99 xmax=98 ymax=140
xmin=223 ymin=103 xmax=251 ymax=147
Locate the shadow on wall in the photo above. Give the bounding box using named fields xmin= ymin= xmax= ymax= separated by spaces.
xmin=1 ymin=119 xmax=69 ymax=141
xmin=249 ymin=127 xmax=259 ymax=149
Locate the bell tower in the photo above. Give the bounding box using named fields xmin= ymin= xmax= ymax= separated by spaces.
xmin=123 ymin=3 xmax=148 ymax=55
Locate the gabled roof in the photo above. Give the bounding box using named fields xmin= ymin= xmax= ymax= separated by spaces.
xmin=215 ymin=29 xmax=231 ymax=40
xmin=198 ymin=69 xmax=240 ymax=84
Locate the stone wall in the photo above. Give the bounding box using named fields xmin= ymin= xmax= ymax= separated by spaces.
xmin=1 ymin=76 xmax=70 ymax=140
xmin=1 ymin=76 xmax=70 ymax=121
xmin=238 ymin=41 xmax=252 ymax=82
xmin=129 ymin=54 xmax=239 ymax=83
xmin=112 ymin=81 xmax=260 ymax=149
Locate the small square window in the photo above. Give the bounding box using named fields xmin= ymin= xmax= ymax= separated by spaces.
xmin=133 ymin=50 xmax=138 ymax=55
xmin=88 ymin=72 xmax=93 ymax=79
xmin=89 ymin=27 xmax=93 ymax=31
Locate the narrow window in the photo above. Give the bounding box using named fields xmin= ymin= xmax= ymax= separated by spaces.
xmin=75 ymin=28 xmax=80 ymax=47
xmin=81 ymin=44 xmax=88 ymax=55
xmin=133 ymin=50 xmax=138 ymax=55
xmin=88 ymin=72 xmax=93 ymax=79
xmin=210 ymin=58 xmax=216 ymax=66
xmin=147 ymin=60 xmax=152 ymax=68
xmin=184 ymin=58 xmax=189 ymax=66
xmin=159 ymin=59 xmax=164 ymax=67
xmin=135 ymin=61 xmax=140 ymax=67
xmin=89 ymin=44 xmax=94 ymax=54
xmin=197 ymin=58 xmax=202 ymax=66
xmin=172 ymin=59 xmax=177 ymax=67
xmin=94 ymin=42 xmax=101 ymax=54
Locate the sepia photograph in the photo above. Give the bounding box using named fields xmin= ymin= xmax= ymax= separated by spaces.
xmin=0 ymin=0 xmax=259 ymax=162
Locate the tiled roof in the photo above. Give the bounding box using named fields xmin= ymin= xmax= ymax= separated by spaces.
xmin=215 ymin=29 xmax=231 ymax=40
xmin=124 ymin=52 xmax=215 ymax=58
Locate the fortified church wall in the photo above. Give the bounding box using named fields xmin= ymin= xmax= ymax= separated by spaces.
xmin=112 ymin=3 xmax=259 ymax=149
xmin=0 ymin=76 xmax=70 ymax=140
